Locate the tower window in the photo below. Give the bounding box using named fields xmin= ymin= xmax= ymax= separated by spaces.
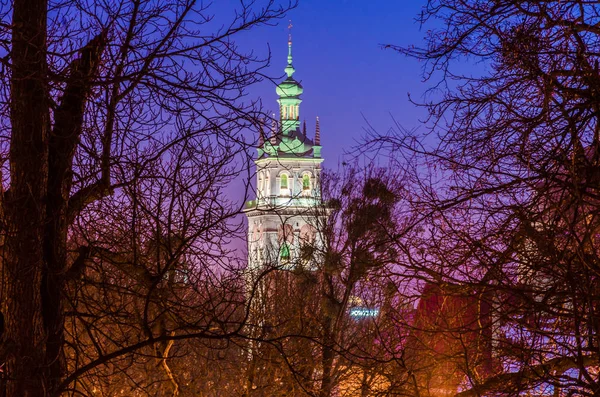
xmin=280 ymin=173 xmax=290 ymax=197
xmin=302 ymin=174 xmax=310 ymax=190
xmin=265 ymin=174 xmax=270 ymax=196
xmin=258 ymin=173 xmax=264 ymax=196
xmin=280 ymin=243 xmax=290 ymax=262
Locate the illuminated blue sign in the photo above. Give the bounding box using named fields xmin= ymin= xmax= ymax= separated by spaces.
xmin=349 ymin=307 xmax=379 ymax=318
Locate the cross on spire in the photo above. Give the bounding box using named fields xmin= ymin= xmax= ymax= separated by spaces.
xmin=286 ymin=20 xmax=294 ymax=73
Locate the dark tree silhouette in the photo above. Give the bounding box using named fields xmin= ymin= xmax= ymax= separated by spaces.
xmin=0 ymin=0 xmax=294 ymax=395
xmin=368 ymin=0 xmax=600 ymax=395
xmin=240 ymin=165 xmax=411 ymax=397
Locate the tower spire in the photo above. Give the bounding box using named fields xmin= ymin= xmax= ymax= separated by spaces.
xmin=285 ymin=20 xmax=294 ymax=77
xmin=277 ymin=21 xmax=302 ymax=136
xmin=315 ymin=116 xmax=321 ymax=145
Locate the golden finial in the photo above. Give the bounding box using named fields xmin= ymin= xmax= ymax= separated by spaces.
xmin=288 ymin=20 xmax=293 ymax=45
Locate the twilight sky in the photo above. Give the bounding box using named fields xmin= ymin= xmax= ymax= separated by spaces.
xmin=215 ymin=0 xmax=433 ymax=254
xmin=233 ymin=0 xmax=430 ymax=166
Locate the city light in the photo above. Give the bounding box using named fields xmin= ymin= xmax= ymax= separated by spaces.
xmin=349 ymin=307 xmax=379 ymax=319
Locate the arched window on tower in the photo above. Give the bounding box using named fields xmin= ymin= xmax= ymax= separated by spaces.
xmin=278 ymin=223 xmax=294 ymax=264
xmin=258 ymin=172 xmax=264 ymax=197
xmin=280 ymin=243 xmax=290 ymax=262
xmin=280 ymin=173 xmax=290 ymax=196
xmin=302 ymin=173 xmax=311 ymax=196
xmin=265 ymin=173 xmax=270 ymax=196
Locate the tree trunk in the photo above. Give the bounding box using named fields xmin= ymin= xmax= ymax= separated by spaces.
xmin=320 ymin=324 xmax=335 ymax=397
xmin=4 ymin=0 xmax=49 ymax=395
xmin=43 ymin=30 xmax=106 ymax=395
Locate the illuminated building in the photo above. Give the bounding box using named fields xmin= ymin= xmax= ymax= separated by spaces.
xmin=244 ymin=27 xmax=326 ymax=274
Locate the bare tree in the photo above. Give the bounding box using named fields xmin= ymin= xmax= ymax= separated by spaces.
xmin=367 ymin=0 xmax=600 ymax=395
xmin=63 ymin=143 xmax=252 ymax=396
xmin=316 ymin=167 xmax=406 ymax=397
xmin=0 ymin=0 xmax=294 ymax=395
xmin=239 ymin=165 xmax=412 ymax=397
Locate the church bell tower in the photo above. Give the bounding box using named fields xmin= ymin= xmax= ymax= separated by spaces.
xmin=245 ymin=27 xmax=326 ymax=273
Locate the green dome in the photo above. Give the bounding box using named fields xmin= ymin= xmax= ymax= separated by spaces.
xmin=276 ymin=77 xmax=303 ymax=98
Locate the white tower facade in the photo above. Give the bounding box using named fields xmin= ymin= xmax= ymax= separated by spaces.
xmin=245 ymin=34 xmax=326 ymax=273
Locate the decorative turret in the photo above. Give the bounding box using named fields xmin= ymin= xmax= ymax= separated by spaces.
xmin=270 ymin=115 xmax=277 ymax=145
xmin=313 ymin=116 xmax=322 ymax=158
xmin=276 ymin=21 xmax=303 ymax=135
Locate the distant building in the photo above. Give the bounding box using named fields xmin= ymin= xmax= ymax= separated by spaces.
xmin=404 ymin=283 xmax=495 ymax=396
